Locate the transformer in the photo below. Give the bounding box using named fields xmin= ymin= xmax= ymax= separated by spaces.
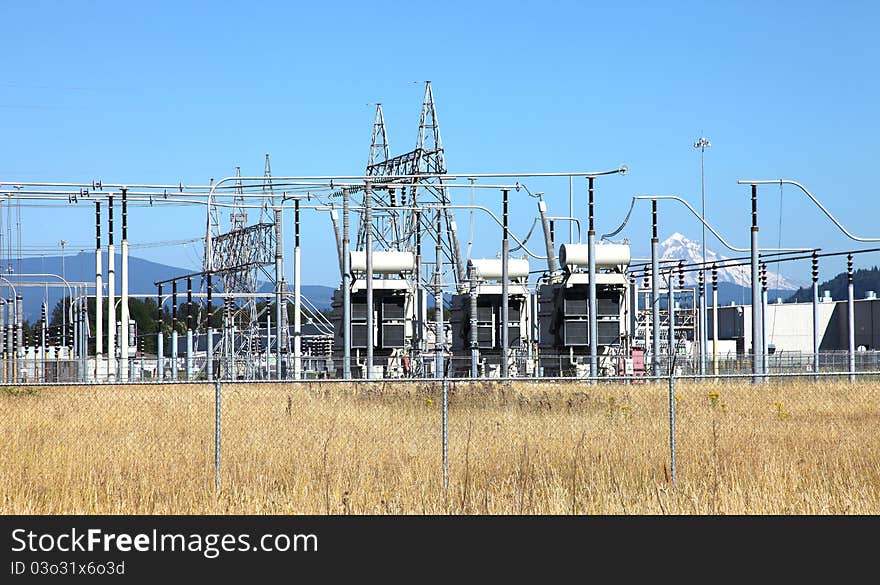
xmin=537 ymin=243 xmax=632 ymax=376
xmin=330 ymin=251 xmax=421 ymax=378
xmin=450 ymin=257 xmax=534 ymax=377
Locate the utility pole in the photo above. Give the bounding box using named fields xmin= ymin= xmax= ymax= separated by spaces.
xmin=60 ymin=240 xmax=67 ymax=350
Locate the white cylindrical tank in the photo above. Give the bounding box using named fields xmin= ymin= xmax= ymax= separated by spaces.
xmin=558 ymin=243 xmax=630 ymax=269
xmin=468 ymin=258 xmax=530 ymax=280
xmin=350 ymin=251 xmax=416 ymax=274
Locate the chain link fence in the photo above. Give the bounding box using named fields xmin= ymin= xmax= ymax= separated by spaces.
xmin=9 ymin=347 xmax=880 ymax=383
xmin=1 ymin=372 xmax=879 ymax=514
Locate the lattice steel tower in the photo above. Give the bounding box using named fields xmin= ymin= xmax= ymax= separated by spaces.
xmin=204 ymin=159 xmax=280 ymax=378
xmin=359 ymin=82 xmax=465 ymax=290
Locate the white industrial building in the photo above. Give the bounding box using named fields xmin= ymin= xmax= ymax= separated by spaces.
xmin=711 ymin=291 xmax=880 ymax=355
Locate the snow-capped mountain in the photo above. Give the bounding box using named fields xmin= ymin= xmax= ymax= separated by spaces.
xmin=655 ymin=232 xmax=802 ymax=290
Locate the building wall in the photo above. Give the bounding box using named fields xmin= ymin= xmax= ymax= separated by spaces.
xmin=842 ymin=299 xmax=880 ymax=350
xmin=765 ymin=302 xmax=835 ymax=353
xmin=711 ymin=298 xmax=880 ymax=353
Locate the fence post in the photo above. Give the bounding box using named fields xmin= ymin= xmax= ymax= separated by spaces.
xmin=668 ymin=370 xmax=676 ymax=485
xmin=441 ymin=378 xmax=448 ymax=490
xmin=214 ymin=380 xmax=221 ymax=493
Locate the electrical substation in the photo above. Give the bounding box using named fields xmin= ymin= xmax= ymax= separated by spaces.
xmin=2 ymin=82 xmax=880 ymax=384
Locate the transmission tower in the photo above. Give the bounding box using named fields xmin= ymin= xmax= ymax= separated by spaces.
xmin=262 ymin=153 xmax=289 ymax=358
xmin=204 ymin=160 xmax=279 ymax=379
xmin=361 ymin=82 xmax=465 ymax=290
xmin=368 ymin=103 xmax=390 ymax=168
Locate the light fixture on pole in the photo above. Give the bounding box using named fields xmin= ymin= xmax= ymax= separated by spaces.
xmin=693 ymin=136 xmax=711 ymax=264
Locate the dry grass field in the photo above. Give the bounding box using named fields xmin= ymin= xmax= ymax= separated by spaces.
xmin=1 ymin=379 xmax=878 ymax=514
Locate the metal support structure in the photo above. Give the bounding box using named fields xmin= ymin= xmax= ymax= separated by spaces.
xmin=223 ymin=297 xmax=234 ymax=380
xmin=667 ymin=269 xmax=675 ymax=374
xmin=15 ymin=294 xmax=23 ymax=382
xmin=80 ymin=300 xmax=87 ymax=382
xmin=501 ymin=189 xmax=510 ymax=378
xmin=761 ymin=263 xmax=769 ymax=378
xmin=72 ymin=290 xmax=78 ymax=359
xmin=266 ymin=300 xmax=271 ymax=376
xmin=695 ymin=136 xmax=711 ymax=386
xmin=171 ymin=280 xmax=179 ymax=380
xmin=40 ymin=302 xmax=47 ymax=383
xmin=156 ymin=284 xmax=164 ymax=381
xmin=737 ymin=179 xmax=880 ymax=244
xmin=274 ymin=208 xmax=284 ymax=380
xmin=138 ymin=337 xmax=145 ymax=381
xmin=531 ymin=290 xmax=539 ymax=376
xmin=698 ymin=270 xmax=705 ymax=375
xmin=1 ymin=302 xmax=6 ymax=383
xmin=812 ymin=252 xmax=819 ymax=379
xmin=469 ymin=264 xmax=479 ymax=378
xmin=186 ymin=276 xmax=193 ymax=379
xmin=120 ymin=188 xmax=130 ymax=382
xmin=568 ymin=175 xmax=574 ymax=243
xmin=206 ymin=274 xmax=213 ymax=382
xmin=107 ymin=195 xmax=116 ymax=381
xmin=749 ymin=184 xmax=762 ymax=383
xmin=342 ymin=190 xmax=352 ymax=380
xmin=293 ymin=198 xmax=302 ymax=379
xmin=95 ymin=201 xmax=103 ymax=378
xmin=587 ymin=177 xmax=598 ymax=378
xmin=651 ymin=201 xmax=661 ymax=375
xmin=629 ymin=274 xmax=638 ymax=352
xmin=538 ymin=200 xmax=558 ymax=275
xmin=847 ymin=254 xmax=855 ymax=382
xmin=668 ymin=371 xmax=676 ymax=485
xmin=740 ymin=178 xmax=880 ymax=380
xmin=434 ymin=209 xmax=444 ymax=378
xmin=6 ymin=299 xmax=12 ymax=383
xmin=365 ymin=183 xmax=374 ymax=379
xmin=414 ymin=209 xmax=425 ymax=354
xmin=712 ymin=264 xmax=718 ymax=376
xmin=2 ymin=301 xmax=7 ymax=382
xmin=330 ymin=209 xmax=343 ymax=276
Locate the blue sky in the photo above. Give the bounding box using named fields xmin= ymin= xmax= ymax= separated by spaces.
xmin=1 ymin=0 xmax=878 ymax=287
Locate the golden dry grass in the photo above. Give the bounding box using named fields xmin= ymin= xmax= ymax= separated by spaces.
xmin=1 ymin=379 xmax=878 ymax=514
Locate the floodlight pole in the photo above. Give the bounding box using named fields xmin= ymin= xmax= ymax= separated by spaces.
xmin=694 ymin=137 xmax=711 ymax=377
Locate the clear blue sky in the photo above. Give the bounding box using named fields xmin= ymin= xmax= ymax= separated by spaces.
xmin=1 ymin=0 xmax=878 ymax=287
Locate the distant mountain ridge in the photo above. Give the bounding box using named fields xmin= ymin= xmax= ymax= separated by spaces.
xmin=2 ymin=252 xmax=335 ymax=321
xmin=656 ymin=232 xmax=803 ymax=291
